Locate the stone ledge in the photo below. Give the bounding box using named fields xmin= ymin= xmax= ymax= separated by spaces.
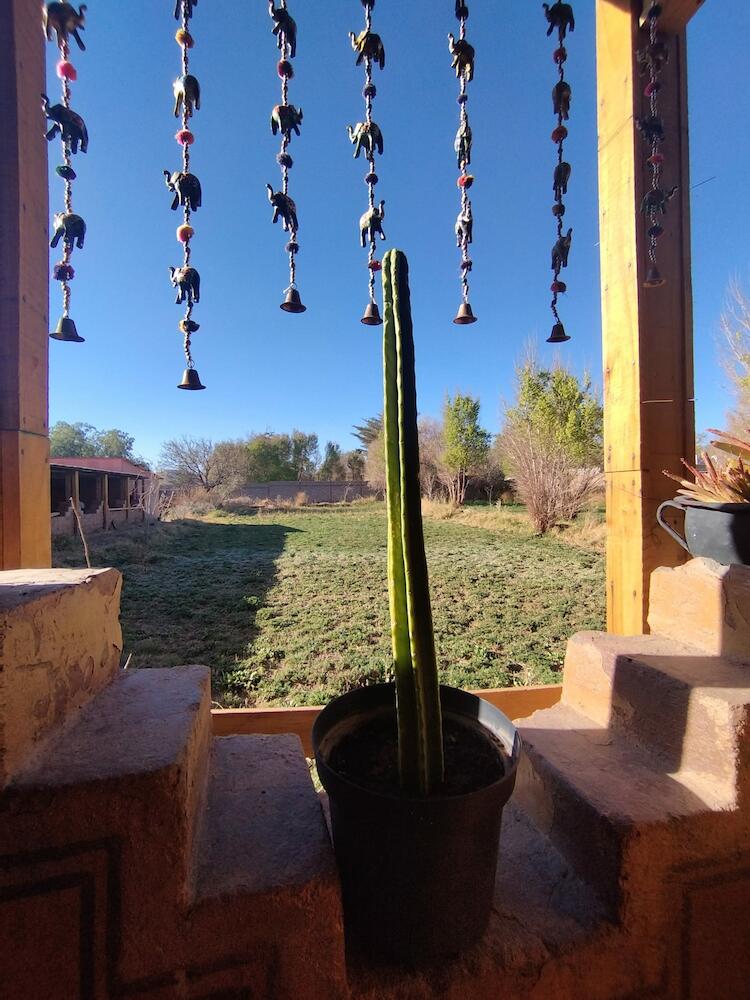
xmin=649 ymin=558 xmax=750 ymax=662
xmin=0 ymin=567 xmax=123 ymax=785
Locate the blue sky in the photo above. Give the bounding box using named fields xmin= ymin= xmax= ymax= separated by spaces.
xmin=46 ymin=2 xmax=746 ymax=466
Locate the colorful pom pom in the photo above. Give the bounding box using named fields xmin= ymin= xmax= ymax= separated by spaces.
xmin=56 ymin=164 xmax=77 ymax=181
xmin=56 ymin=61 xmax=77 ymax=81
xmin=277 ymin=60 xmax=294 ymax=79
xmin=285 ymin=241 xmax=300 ymax=255
xmin=551 ymin=280 xmax=567 ymax=294
xmin=365 ymin=172 xmax=378 ymax=185
xmin=277 ymin=152 xmax=293 ymax=168
xmin=553 ymin=47 xmax=567 ymax=64
xmin=175 ymin=28 xmax=194 ymax=48
xmin=177 ymin=224 xmax=194 ymax=242
xmin=647 ymin=152 xmax=665 ymax=166
xmin=552 ymin=203 xmax=566 ymax=217
xmin=363 ymin=83 xmax=377 ymax=99
xmin=551 ymin=125 xmax=568 ymax=143
xmin=644 ymin=81 xmax=661 ymax=97
xmin=175 ymin=129 xmax=194 ymax=145
xmin=179 ymin=318 xmax=200 ymax=334
xmin=368 ymin=260 xmax=382 ymax=272
xmin=457 ymin=174 xmax=474 ymax=189
xmin=52 ymin=262 xmax=75 ymax=281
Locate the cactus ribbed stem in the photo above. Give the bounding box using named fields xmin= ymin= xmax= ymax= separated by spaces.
xmin=383 ymin=249 xmax=444 ymax=795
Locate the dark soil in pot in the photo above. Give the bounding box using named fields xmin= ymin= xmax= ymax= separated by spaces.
xmin=314 ymin=683 xmax=521 ymax=965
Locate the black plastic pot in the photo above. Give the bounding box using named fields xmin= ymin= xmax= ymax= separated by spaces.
xmin=313 ymin=683 xmax=521 ymax=964
xmin=657 ymin=498 xmax=750 ymax=566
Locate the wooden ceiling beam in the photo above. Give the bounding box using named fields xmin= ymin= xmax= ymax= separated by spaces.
xmin=640 ymin=0 xmax=707 ymax=33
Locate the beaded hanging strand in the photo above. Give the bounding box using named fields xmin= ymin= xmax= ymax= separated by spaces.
xmin=544 ymin=1 xmax=575 ymax=345
xmin=171 ymin=0 xmax=204 ymax=390
xmin=349 ymin=0 xmax=386 ymax=327
xmin=269 ymin=2 xmax=305 ymax=313
xmin=43 ymin=3 xmax=89 ymax=344
xmin=638 ymin=3 xmax=676 ymax=288
xmin=450 ymin=3 xmax=477 ymax=325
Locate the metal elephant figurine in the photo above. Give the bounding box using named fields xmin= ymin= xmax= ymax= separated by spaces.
xmin=553 ymin=161 xmax=571 ymax=200
xmin=169 ymin=265 xmax=201 ymax=306
xmin=543 ymin=2 xmax=575 ymax=38
xmin=174 ymin=0 xmax=197 ymax=19
xmin=552 ymin=80 xmax=571 ymax=120
xmin=349 ymin=30 xmax=385 ymax=71
xmin=173 ymin=75 xmax=201 ymax=118
xmin=552 ymin=227 xmax=573 ymax=271
xmin=269 ymin=0 xmax=297 ymax=58
xmin=42 ymin=95 xmax=88 ymax=154
xmin=50 ymin=212 xmax=86 ymax=250
xmin=454 ymin=120 xmax=472 ymax=169
xmin=640 ymin=186 xmax=678 ymax=216
xmin=455 ymin=204 xmax=473 ymax=247
xmin=43 ymin=2 xmax=87 ymax=50
xmin=360 ymin=201 xmax=386 ymax=247
xmin=164 ymin=171 xmax=202 ymax=212
xmin=266 ymin=184 xmax=298 ymax=233
xmin=448 ymin=33 xmax=474 ymax=82
xmin=347 ymin=122 xmax=383 ymax=159
xmin=271 ymin=105 xmax=303 ymax=138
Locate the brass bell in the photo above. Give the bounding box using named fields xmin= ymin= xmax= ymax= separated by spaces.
xmin=643 ymin=265 xmax=666 ymax=288
xmin=177 ymin=367 xmax=206 ymax=390
xmin=361 ymin=302 xmax=383 ymax=326
xmin=547 ymin=322 xmax=570 ymax=344
xmin=453 ymin=302 xmax=477 ymax=325
xmin=50 ymin=316 xmax=84 ymax=343
xmin=280 ymin=287 xmax=306 ymax=313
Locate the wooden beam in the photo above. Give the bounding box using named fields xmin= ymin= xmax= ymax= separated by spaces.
xmin=211 ymin=685 xmax=563 ymax=756
xmin=0 ymin=1 xmax=50 ymax=569
xmin=639 ymin=0 xmax=707 ymax=34
xmin=596 ymin=0 xmax=694 ymax=635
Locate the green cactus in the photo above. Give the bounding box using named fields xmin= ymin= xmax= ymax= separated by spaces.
xmin=382 ymin=249 xmax=444 ymax=795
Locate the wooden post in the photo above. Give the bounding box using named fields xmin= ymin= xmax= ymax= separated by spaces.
xmin=0 ymin=0 xmax=51 ymax=569
xmin=103 ymin=474 xmax=109 ymax=530
xmin=597 ymin=0 xmax=694 ymax=635
xmin=71 ymin=471 xmax=80 ymax=537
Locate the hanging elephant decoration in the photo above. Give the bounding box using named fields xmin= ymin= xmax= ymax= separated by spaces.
xmin=638 ymin=2 xmax=675 ymax=288
xmin=170 ymin=0 xmax=205 ymax=389
xmin=349 ymin=0 xmax=386 ymax=326
xmin=451 ymin=2 xmax=477 ymax=325
xmin=268 ymin=1 xmax=305 ymax=313
xmin=545 ymin=0 xmax=574 ymax=344
xmin=44 ymin=2 xmax=89 ymax=344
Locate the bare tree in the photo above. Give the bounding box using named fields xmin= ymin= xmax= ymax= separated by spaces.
xmin=719 ymin=280 xmax=750 ymax=432
xmin=159 ymin=437 xmax=220 ymax=492
xmin=500 ymin=424 xmax=603 ymax=534
xmin=418 ymin=418 xmax=444 ymax=501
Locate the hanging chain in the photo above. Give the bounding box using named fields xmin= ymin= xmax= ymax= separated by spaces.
xmin=545 ymin=1 xmax=574 ymax=344
xmin=171 ymin=0 xmax=204 ymax=386
xmin=451 ymin=2 xmax=476 ymax=324
xmin=269 ymin=1 xmax=304 ymax=310
xmin=638 ymin=3 xmax=674 ymax=288
xmin=44 ymin=2 xmax=88 ymax=342
xmin=350 ymin=0 xmax=386 ymax=324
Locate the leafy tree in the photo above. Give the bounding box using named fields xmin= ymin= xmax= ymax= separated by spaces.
xmin=318 ymin=441 xmax=346 ymax=481
xmin=290 ymin=430 xmax=319 ymax=480
xmin=50 ymin=421 xmax=136 ymax=460
xmin=245 ymin=433 xmax=297 ymax=482
xmin=504 ymin=361 xmax=603 ymax=466
xmin=353 ymin=414 xmax=383 ymax=450
xmin=441 ymin=394 xmax=491 ymax=505
xmin=159 ymin=437 xmax=221 ymax=491
xmin=345 ymin=449 xmax=366 ymax=481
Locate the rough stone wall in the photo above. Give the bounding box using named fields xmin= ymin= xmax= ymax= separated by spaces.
xmin=0 ymin=569 xmax=122 ymax=785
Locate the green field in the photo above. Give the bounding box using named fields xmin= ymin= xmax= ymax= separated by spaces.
xmin=53 ymin=502 xmax=605 ymax=708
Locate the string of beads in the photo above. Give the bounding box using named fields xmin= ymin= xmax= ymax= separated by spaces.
xmin=638 ymin=3 xmax=676 ymax=288
xmin=44 ymin=2 xmax=89 ymax=344
xmin=545 ymin=1 xmax=574 ymax=344
xmin=269 ymin=1 xmax=305 ymax=313
xmin=171 ymin=0 xmax=204 ymax=390
xmin=451 ymin=2 xmax=477 ymax=326
xmin=350 ymin=0 xmax=386 ymax=327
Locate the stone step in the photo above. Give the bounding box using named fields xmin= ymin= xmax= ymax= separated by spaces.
xmin=514 ymin=701 xmax=728 ymax=915
xmin=0 ymin=665 xmax=212 ymax=985
xmin=189 ymin=735 xmax=347 ymax=999
xmin=562 ymin=631 xmax=750 ymax=796
xmin=648 ymin=558 xmax=750 ymax=662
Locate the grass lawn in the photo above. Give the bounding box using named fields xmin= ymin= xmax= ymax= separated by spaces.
xmin=53 ymin=501 xmax=605 ymax=708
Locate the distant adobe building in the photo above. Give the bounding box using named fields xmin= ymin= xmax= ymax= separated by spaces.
xmin=51 ymin=457 xmax=161 ymax=537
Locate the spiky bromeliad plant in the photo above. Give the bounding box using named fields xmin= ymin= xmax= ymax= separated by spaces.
xmin=382 ymin=249 xmax=444 ymax=796
xmin=664 ymin=428 xmax=750 ymax=503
